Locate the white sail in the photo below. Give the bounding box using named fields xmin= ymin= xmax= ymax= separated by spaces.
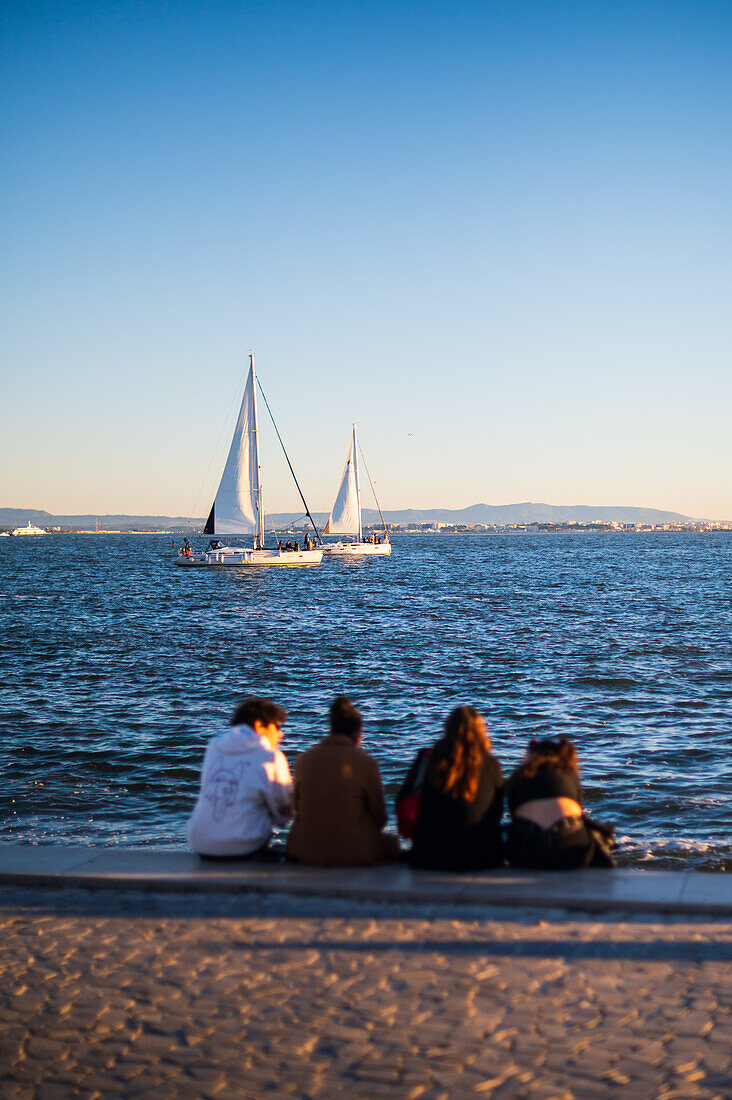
xmin=206 ymin=361 xmax=264 ymax=544
xmin=324 ymin=425 xmax=361 ymax=538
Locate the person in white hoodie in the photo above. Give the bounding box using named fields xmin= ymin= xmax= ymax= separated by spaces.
xmin=186 ymin=696 xmax=293 ymax=859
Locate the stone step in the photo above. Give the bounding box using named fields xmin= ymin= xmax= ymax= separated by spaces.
xmin=0 ymin=844 xmax=731 ymax=916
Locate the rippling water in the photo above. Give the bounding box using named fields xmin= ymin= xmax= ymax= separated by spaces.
xmin=1 ymin=532 xmax=730 ymax=869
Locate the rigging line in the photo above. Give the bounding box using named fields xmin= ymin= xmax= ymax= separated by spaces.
xmin=358 ymin=443 xmax=390 ymax=541
xmin=256 ymin=378 xmax=322 ymax=541
xmin=186 ymin=367 xmax=248 ymax=530
xmin=271 ymin=514 xmax=308 ymax=542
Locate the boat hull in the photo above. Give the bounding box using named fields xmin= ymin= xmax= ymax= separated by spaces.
xmin=175 ymin=547 xmax=323 ymax=567
xmin=322 ymin=541 xmax=391 ymax=557
xmin=11 ymin=524 xmax=46 ymax=536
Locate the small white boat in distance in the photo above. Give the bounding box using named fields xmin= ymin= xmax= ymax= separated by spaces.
xmin=175 ymin=357 xmax=322 ymax=568
xmin=322 ymin=425 xmax=391 ymax=557
xmin=11 ymin=522 xmax=47 ymax=536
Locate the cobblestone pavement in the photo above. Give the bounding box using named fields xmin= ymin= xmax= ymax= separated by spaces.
xmin=1 ymin=887 xmax=731 ymax=1100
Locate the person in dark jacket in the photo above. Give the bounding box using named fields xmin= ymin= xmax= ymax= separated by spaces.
xmin=403 ymin=705 xmax=504 ymax=871
xmin=505 ymin=738 xmax=615 ymax=869
xmin=286 ymin=697 xmax=399 ymax=867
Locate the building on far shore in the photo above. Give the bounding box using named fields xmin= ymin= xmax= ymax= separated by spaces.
xmin=386 ymin=521 xmax=732 ymax=534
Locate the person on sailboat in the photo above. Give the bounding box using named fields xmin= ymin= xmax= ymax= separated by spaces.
xmin=303 ymin=532 xmax=311 ymax=550
xmin=186 ymin=696 xmax=293 ymax=860
xmin=286 ymin=697 xmax=399 ymax=867
xmin=277 ymin=540 xmax=285 ymax=551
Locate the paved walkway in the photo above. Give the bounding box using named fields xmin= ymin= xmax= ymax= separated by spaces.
xmin=1 ymin=885 xmax=731 ymax=1100
xmin=1 ymin=844 xmax=732 ymax=916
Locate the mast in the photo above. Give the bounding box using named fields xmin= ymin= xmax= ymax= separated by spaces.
xmin=352 ymin=423 xmax=362 ymax=542
xmin=250 ymin=353 xmax=265 ymax=550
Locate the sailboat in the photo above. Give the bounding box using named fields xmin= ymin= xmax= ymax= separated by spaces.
xmin=175 ymin=356 xmax=323 ymax=567
xmin=321 ymin=425 xmax=391 ymax=557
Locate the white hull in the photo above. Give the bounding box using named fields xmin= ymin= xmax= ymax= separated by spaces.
xmin=11 ymin=523 xmax=46 ymax=536
xmin=322 ymin=541 xmax=391 ymax=557
xmin=175 ymin=546 xmax=322 ymax=568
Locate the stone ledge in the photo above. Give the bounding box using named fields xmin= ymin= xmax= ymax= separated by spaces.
xmin=1 ymin=844 xmax=731 ymax=916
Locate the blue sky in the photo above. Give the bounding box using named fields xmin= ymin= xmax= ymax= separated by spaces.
xmin=2 ymin=1 xmax=731 ymax=518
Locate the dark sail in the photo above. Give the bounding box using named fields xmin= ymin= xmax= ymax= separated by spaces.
xmin=203 ymin=503 xmax=215 ymax=535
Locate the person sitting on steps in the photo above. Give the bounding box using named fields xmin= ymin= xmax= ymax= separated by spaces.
xmin=505 ymin=738 xmax=615 ymax=869
xmin=403 ymin=705 xmax=504 ymax=871
xmin=287 ymin=697 xmax=399 ymax=867
xmin=186 ymin=696 xmax=293 ymax=861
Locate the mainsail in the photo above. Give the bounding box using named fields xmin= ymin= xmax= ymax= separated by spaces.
xmin=324 ymin=425 xmax=361 ymax=539
xmin=204 ymin=358 xmax=265 ymax=546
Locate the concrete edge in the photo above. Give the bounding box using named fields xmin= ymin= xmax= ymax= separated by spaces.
xmin=2 ymin=867 xmax=732 ymax=918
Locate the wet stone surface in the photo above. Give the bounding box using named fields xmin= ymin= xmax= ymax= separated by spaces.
xmin=1 ymin=887 xmax=731 ymax=1099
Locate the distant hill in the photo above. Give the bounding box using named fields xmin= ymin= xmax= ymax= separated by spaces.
xmin=1 ymin=502 xmax=700 ymax=531
xmin=365 ymin=502 xmax=698 ymax=525
xmin=0 ymin=509 xmax=198 ymax=531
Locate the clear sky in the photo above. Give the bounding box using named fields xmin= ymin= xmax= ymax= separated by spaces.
xmin=2 ymin=1 xmax=731 ymax=519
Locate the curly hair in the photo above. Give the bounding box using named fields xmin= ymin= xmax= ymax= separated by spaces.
xmin=520 ymin=737 xmax=578 ymax=779
xmin=429 ymin=705 xmax=491 ymax=803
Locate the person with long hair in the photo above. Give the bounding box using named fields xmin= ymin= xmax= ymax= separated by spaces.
xmin=505 ymin=738 xmax=615 ymax=869
xmin=402 ymin=705 xmax=504 ymax=871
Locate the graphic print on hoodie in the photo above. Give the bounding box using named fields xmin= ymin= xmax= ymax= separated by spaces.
xmin=205 ymin=760 xmax=245 ymax=821
xmin=186 ymin=724 xmax=293 ymax=856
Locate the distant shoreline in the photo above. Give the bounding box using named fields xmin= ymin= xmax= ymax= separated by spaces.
xmin=6 ymin=501 xmax=728 ymax=531
xmin=3 ymin=524 xmax=731 ymax=535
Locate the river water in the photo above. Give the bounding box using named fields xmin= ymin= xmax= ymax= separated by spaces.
xmin=1 ymin=532 xmax=730 ymax=869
